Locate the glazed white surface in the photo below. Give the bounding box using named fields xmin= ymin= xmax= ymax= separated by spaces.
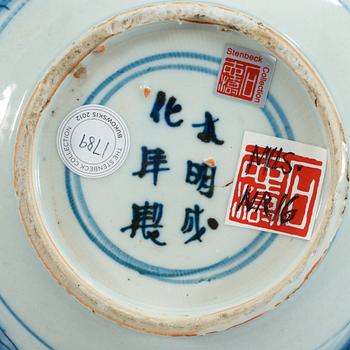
xmin=0 ymin=0 xmax=349 ymax=349
xmin=31 ymin=22 xmax=327 ymax=314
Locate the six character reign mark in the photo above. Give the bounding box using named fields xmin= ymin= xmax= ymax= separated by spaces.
xmin=122 ymin=90 xmax=301 ymax=246
xmin=122 ymin=90 xmax=223 ymax=246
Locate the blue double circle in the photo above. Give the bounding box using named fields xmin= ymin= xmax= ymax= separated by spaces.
xmin=65 ymin=51 xmax=295 ymax=284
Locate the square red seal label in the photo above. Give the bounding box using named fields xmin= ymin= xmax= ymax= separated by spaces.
xmin=216 ymin=44 xmax=276 ymax=108
xmin=225 ymin=132 xmax=327 ymax=239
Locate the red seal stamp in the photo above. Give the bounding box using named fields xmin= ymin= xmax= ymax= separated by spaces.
xmin=216 ymin=45 xmax=276 ymax=108
xmin=225 ymin=132 xmax=327 ymax=239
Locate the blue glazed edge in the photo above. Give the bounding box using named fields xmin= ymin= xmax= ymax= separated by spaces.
xmin=0 ymin=295 xmax=54 ymax=350
xmin=0 ymin=1 xmax=348 ymax=347
xmin=0 ymin=325 xmax=18 ymax=350
xmin=339 ymin=0 xmax=350 ymax=13
xmin=0 ymin=0 xmax=30 ymax=33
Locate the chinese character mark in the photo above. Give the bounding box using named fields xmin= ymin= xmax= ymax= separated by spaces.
xmin=217 ymin=58 xmax=260 ymax=101
xmin=150 ymin=90 xmax=183 ymax=127
xmin=229 ymin=144 xmax=324 ymax=237
xmin=132 ymin=146 xmax=170 ymax=185
xmin=181 ymin=205 xmax=206 ymax=244
xmin=192 ymin=111 xmax=224 ymax=145
xmin=185 ymin=161 xmax=216 ymax=198
xmin=121 ymin=201 xmax=166 ymax=246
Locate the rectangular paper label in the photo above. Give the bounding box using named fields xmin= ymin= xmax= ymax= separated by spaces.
xmin=225 ymin=132 xmax=327 ymax=240
xmin=216 ymin=44 xmax=276 ymax=107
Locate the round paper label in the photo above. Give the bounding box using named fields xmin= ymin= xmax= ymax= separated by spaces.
xmin=57 ymin=104 xmax=130 ymax=178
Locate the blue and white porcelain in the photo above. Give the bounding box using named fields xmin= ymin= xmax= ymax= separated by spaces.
xmin=1 ymin=0 xmax=350 ymax=349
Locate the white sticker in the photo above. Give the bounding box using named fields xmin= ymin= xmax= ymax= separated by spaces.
xmin=225 ymin=132 xmax=327 ymax=240
xmin=216 ymin=44 xmax=276 ymax=108
xmin=57 ymin=104 xmax=130 ymax=178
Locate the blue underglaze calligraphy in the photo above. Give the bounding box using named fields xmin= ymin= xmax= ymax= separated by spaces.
xmin=185 ymin=161 xmax=216 ymax=198
xmin=120 ymin=201 xmax=166 ymax=246
xmin=150 ymin=91 xmax=183 ymax=127
xmin=132 ymin=146 xmax=170 ymax=186
xmin=181 ymin=205 xmax=206 ymax=244
xmin=192 ymin=111 xmax=224 ymax=145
